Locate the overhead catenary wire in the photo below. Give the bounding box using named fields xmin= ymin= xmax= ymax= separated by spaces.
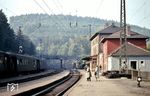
xmin=52 ymin=0 xmax=63 ymax=14
xmin=95 ymin=0 xmax=104 ymax=16
xmin=51 ymin=0 xmax=70 ymax=28
xmin=42 ymin=0 xmax=68 ymax=31
xmin=33 ymin=0 xmax=47 ymax=13
xmin=0 ymin=5 xmax=18 ymax=16
xmin=56 ymin=0 xmax=63 ymax=10
xmin=92 ymin=0 xmax=104 ymax=26
xmin=34 ymin=0 xmax=66 ymax=32
xmin=138 ymin=12 xmax=150 ymax=24
xmin=33 ymin=0 xmax=67 ymax=33
xmin=133 ymin=0 xmax=150 ymax=26
xmin=128 ymin=0 xmax=146 ymax=22
xmin=54 ymin=0 xmax=73 ymax=28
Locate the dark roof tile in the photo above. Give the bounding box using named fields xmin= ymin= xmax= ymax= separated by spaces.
xmin=110 ymin=42 xmax=150 ymax=57
xmin=90 ymin=24 xmax=121 ymax=41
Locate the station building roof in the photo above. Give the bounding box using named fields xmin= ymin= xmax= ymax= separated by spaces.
xmin=90 ymin=24 xmax=121 ymax=41
xmin=90 ymin=23 xmax=149 ymax=42
xmin=109 ymin=42 xmax=150 ymax=57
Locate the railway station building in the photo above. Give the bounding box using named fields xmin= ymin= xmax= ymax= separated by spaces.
xmin=89 ymin=23 xmax=150 ymax=72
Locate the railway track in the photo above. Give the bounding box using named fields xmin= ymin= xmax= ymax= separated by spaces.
xmin=14 ymin=70 xmax=81 ymax=96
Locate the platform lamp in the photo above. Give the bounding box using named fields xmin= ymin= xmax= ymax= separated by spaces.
xmin=137 ymin=61 xmax=144 ymax=87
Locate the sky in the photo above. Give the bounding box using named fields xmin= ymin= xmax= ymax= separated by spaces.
xmin=1 ymin=0 xmax=150 ymax=29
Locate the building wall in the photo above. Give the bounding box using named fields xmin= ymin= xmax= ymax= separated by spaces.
xmin=91 ymin=33 xmax=147 ymax=72
xmin=91 ymin=35 xmax=99 ymax=56
xmin=99 ymin=53 xmax=106 ymax=72
xmin=91 ymin=35 xmax=99 ymax=71
xmin=106 ymin=39 xmax=147 ymax=55
xmin=108 ymin=56 xmax=150 ymax=72
xmin=103 ymin=41 xmax=108 ymax=71
xmin=107 ymin=39 xmax=120 ymax=55
xmin=128 ymin=39 xmax=146 ymax=49
xmin=102 ymin=38 xmax=147 ymax=71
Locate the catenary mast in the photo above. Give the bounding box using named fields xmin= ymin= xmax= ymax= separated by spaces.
xmin=119 ymin=0 xmax=127 ymax=73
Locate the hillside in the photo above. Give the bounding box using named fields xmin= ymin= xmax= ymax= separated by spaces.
xmin=9 ymin=14 xmax=150 ymax=57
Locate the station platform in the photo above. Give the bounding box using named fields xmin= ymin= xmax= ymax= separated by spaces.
xmin=0 ymin=70 xmax=69 ymax=96
xmin=0 ymin=69 xmax=58 ymax=87
xmin=65 ymin=70 xmax=150 ymax=96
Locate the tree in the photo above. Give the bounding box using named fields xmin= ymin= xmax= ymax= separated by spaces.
xmin=16 ymin=26 xmax=36 ymax=55
xmin=0 ymin=9 xmax=16 ymax=52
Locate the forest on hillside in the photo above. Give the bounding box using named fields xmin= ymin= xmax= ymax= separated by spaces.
xmin=9 ymin=14 xmax=150 ymax=57
xmin=0 ymin=10 xmax=36 ymax=55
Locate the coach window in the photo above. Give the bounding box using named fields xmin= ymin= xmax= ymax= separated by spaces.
xmin=0 ymin=57 xmax=3 ymax=64
xmin=4 ymin=57 xmax=7 ymax=61
xmin=17 ymin=59 xmax=19 ymax=65
xmin=23 ymin=60 xmax=25 ymax=65
xmin=20 ymin=59 xmax=22 ymax=65
xmin=25 ymin=60 xmax=27 ymax=65
xmin=33 ymin=60 xmax=36 ymax=65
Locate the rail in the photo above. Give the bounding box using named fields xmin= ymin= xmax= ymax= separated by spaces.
xmin=14 ymin=69 xmax=81 ymax=96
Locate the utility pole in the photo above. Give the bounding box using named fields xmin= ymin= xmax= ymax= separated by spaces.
xmin=89 ymin=24 xmax=92 ymax=38
xmin=69 ymin=10 xmax=78 ymax=28
xmin=83 ymin=24 xmax=92 ymax=38
xmin=120 ymin=0 xmax=127 ymax=73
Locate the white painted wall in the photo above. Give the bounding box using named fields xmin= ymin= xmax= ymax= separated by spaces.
xmin=108 ymin=57 xmax=120 ymax=70
xmin=108 ymin=56 xmax=150 ymax=72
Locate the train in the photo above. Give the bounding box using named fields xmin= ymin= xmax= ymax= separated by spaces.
xmin=0 ymin=51 xmax=47 ymax=78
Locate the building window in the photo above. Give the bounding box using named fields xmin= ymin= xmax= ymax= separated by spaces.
xmin=130 ymin=61 xmax=137 ymax=70
xmin=19 ymin=59 xmax=22 ymax=65
xmin=140 ymin=60 xmax=145 ymax=67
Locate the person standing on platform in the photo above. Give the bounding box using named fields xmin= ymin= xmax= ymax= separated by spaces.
xmin=94 ymin=66 xmax=99 ymax=81
xmin=86 ymin=66 xmax=92 ymax=81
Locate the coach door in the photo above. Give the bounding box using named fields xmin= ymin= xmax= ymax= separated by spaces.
xmin=36 ymin=60 xmax=40 ymax=71
xmin=11 ymin=56 xmax=17 ymax=73
xmin=6 ymin=55 xmax=17 ymax=74
xmin=4 ymin=55 xmax=12 ymax=73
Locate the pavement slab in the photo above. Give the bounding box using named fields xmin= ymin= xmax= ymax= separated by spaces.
xmin=66 ymin=70 xmax=150 ymax=96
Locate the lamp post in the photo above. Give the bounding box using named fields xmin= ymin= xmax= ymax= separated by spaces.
xmin=137 ymin=61 xmax=144 ymax=87
xmin=137 ymin=76 xmax=142 ymax=87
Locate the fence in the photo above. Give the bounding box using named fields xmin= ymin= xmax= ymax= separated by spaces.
xmin=128 ymin=70 xmax=150 ymax=81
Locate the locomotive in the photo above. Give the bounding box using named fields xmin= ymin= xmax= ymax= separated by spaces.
xmin=0 ymin=51 xmax=47 ymax=78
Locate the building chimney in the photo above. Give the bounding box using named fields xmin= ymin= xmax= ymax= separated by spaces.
xmin=104 ymin=23 xmax=109 ymax=28
xmin=112 ymin=22 xmax=115 ymax=27
xmin=126 ymin=26 xmax=131 ymax=36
